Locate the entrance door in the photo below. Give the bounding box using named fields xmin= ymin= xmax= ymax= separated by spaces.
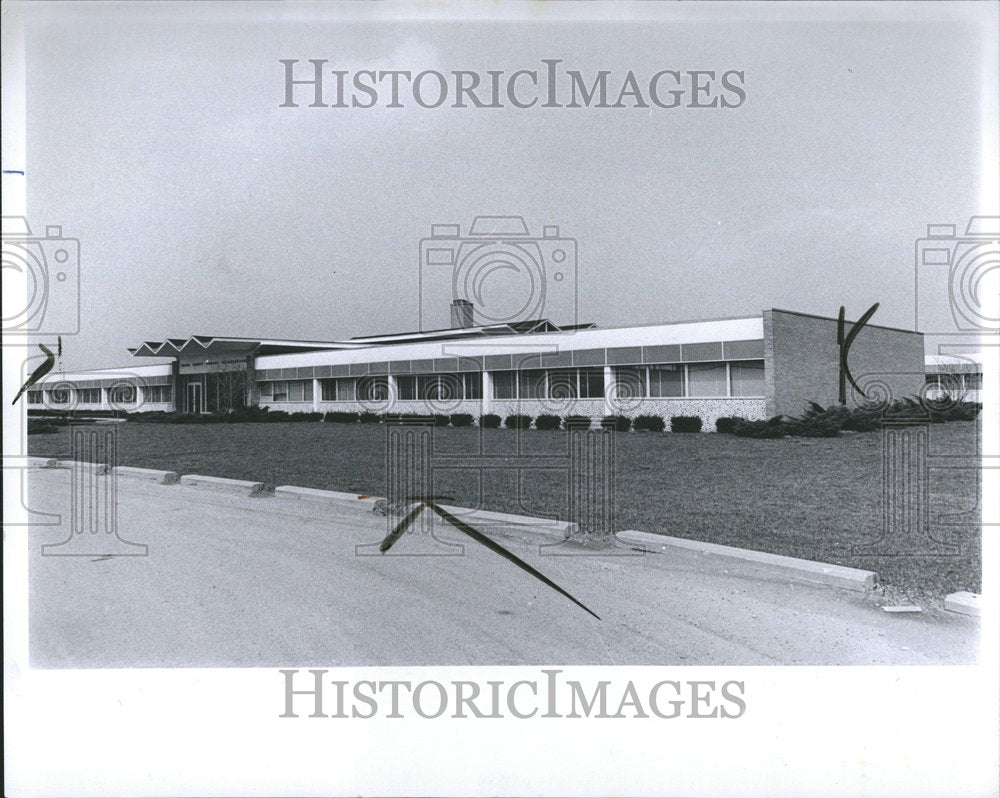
xmin=187 ymin=382 xmax=203 ymax=414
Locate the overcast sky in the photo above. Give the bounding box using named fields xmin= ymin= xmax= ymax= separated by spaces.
xmin=20 ymin=2 xmax=994 ymax=370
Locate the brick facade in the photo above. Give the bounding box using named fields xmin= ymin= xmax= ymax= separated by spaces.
xmin=764 ymin=309 xmax=924 ymax=417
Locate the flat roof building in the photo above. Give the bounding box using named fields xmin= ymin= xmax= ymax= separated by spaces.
xmin=27 ymin=306 xmax=928 ymax=428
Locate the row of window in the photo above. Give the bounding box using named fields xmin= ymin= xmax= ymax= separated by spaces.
xmin=258 ymin=361 xmax=766 ymax=403
xmin=925 ymin=373 xmax=983 ymax=391
xmin=259 ymin=379 xmax=314 ymax=402
xmin=25 ymin=386 xmax=172 ymax=405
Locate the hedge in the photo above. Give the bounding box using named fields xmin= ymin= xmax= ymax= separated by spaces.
xmin=633 ymin=415 xmax=666 ymax=432
xmin=534 ymin=414 xmax=562 ymax=430
xmin=600 ymin=415 xmax=632 ymax=432
xmin=715 ymin=416 xmax=744 ymax=434
xmin=450 ymin=413 xmax=474 ymax=427
xmin=670 ymin=415 xmax=703 ymax=433
xmin=480 ymin=413 xmax=502 ymax=429
xmin=504 ymin=414 xmax=532 ymax=430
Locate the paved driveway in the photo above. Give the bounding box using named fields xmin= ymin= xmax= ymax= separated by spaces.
xmin=25 ymin=467 xmax=978 ymax=667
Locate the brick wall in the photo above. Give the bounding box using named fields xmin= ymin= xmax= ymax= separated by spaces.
xmin=764 ymin=309 xmax=924 ymax=417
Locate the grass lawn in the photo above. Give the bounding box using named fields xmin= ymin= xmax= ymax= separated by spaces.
xmin=30 ymin=419 xmax=981 ymax=598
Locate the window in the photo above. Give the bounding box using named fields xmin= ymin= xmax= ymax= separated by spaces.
xmin=648 ymin=365 xmax=684 ymax=397
xmin=492 ymin=371 xmax=516 ymax=399
xmin=463 ymin=372 xmax=482 ymax=400
xmin=144 ymin=385 xmax=172 ymax=404
xmin=547 ymin=370 xmax=578 ymax=400
xmin=965 ymin=373 xmax=983 ymax=390
xmin=579 ymin=368 xmax=605 ymax=399
xmin=27 ymin=390 xmax=43 ymax=404
xmin=396 ymin=375 xmax=417 ymax=400
xmin=519 ymin=369 xmax=546 ymax=399
xmin=48 ymin=387 xmax=71 ymax=404
xmin=730 ymin=360 xmax=765 ymax=397
xmin=321 ymin=378 xmax=356 ymax=401
xmin=108 ymin=385 xmax=136 ymax=404
xmin=288 ymin=381 xmax=304 ymax=402
xmin=686 ymin=363 xmax=727 ymax=397
xmin=358 ymin=376 xmax=389 ymax=402
xmin=259 ymin=382 xmax=273 ymax=398
xmin=272 ymin=381 xmax=288 ymax=401
xmin=614 ymin=367 xmax=647 ymax=400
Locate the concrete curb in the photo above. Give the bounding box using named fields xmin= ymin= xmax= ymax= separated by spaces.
xmin=274 ymin=485 xmax=385 ymax=510
xmin=26 ymin=457 xmax=58 ymax=469
xmin=438 ymin=504 xmax=577 ymax=538
xmin=56 ymin=459 xmax=111 ymax=475
xmin=943 ymin=591 xmax=981 ymax=617
xmin=113 ymin=466 xmax=180 ymax=485
xmin=616 ymin=530 xmax=878 ymax=592
xmin=179 ymin=474 xmax=265 ymax=495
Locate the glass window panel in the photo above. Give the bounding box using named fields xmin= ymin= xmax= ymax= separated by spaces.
xmin=28 ymin=390 xmax=43 ymax=404
xmin=579 ymin=368 xmax=605 ymax=399
xmin=547 ymin=369 xmax=578 ymax=399
xmin=614 ymin=366 xmax=647 ymax=399
xmin=463 ymin=372 xmax=482 ymax=400
xmin=965 ymin=373 xmax=982 ymax=390
xmin=397 ymin=375 xmax=417 ymax=400
xmin=648 ymin=365 xmax=684 ymax=397
xmin=686 ymin=363 xmax=727 ymax=397
xmin=304 ymin=380 xmax=313 ymax=401
xmin=730 ymin=360 xmax=765 ymax=397
xmin=435 ymin=373 xmax=461 ymax=401
xmin=492 ymin=371 xmax=516 ymax=399
xmin=272 ymin=381 xmax=288 ymax=401
xmin=260 ymin=382 xmax=274 ymax=398
xmin=519 ymin=369 xmax=546 ymax=399
xmin=288 ymin=381 xmax=305 ymax=402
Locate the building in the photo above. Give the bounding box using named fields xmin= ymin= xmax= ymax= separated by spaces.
xmin=924 ymin=354 xmax=984 ymax=404
xmin=26 ymin=306 xmax=927 ymax=428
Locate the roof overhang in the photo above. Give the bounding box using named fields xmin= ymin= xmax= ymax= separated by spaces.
xmin=128 ymin=336 xmax=356 ymax=359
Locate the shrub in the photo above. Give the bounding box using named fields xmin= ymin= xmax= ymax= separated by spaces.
xmin=480 ymin=414 xmax=502 ymax=429
xmin=326 ymin=411 xmax=360 ymax=423
xmin=433 ymin=414 xmax=451 ymax=427
xmin=450 ymin=413 xmax=474 ymax=427
xmin=504 ymin=414 xmax=532 ymax=430
xmin=715 ymin=416 xmax=744 ymax=434
xmin=27 ymin=420 xmax=61 ymax=434
xmin=261 ymin=410 xmax=289 ymax=423
xmin=358 ymin=412 xmax=381 ymax=424
xmin=286 ymin=411 xmax=322 ymax=422
xmin=225 ymin=406 xmax=271 ymax=423
xmin=633 ymin=415 xmax=665 ymax=432
xmin=732 ymin=416 xmax=788 ymax=439
xmin=600 ymin=415 xmax=632 ymax=432
xmin=535 ymin=414 xmax=562 ymax=430
xmin=670 ymin=415 xmax=703 ymax=433
xmin=563 ymin=415 xmax=593 ymax=430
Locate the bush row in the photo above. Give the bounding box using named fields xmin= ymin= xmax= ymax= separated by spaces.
xmin=716 ymin=398 xmax=981 ymax=439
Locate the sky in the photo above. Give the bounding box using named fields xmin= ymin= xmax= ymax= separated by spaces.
xmin=17 ymin=1 xmax=995 ymax=370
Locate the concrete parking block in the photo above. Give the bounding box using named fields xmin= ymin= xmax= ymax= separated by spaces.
xmin=179 ymin=474 xmax=264 ymax=495
xmin=26 ymin=457 xmax=58 ymax=469
xmin=56 ymin=459 xmax=110 ymax=475
xmin=944 ymin=591 xmax=981 ymax=617
xmin=274 ymin=485 xmax=384 ymax=509
xmin=616 ymin=529 xmax=878 ymax=592
xmin=113 ymin=466 xmax=180 ymax=484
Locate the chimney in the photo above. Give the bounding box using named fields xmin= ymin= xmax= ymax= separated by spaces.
xmin=450 ymin=299 xmax=475 ymax=329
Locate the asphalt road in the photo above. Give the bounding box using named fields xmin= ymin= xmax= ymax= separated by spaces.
xmin=25 ymin=466 xmax=978 ymax=667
